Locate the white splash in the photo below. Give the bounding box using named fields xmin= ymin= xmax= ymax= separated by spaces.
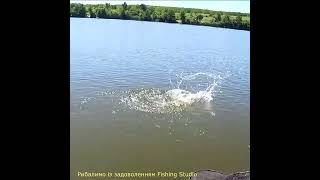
xmin=120 ymin=72 xmax=227 ymax=114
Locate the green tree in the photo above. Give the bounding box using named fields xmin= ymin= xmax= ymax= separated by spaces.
xmin=96 ymin=7 xmax=107 ymax=18
xmin=180 ymin=11 xmax=186 ymax=24
xmin=236 ymin=16 xmax=242 ymax=24
xmin=215 ymin=13 xmax=221 ymax=22
xmin=190 ymin=13 xmax=202 ymax=24
xmin=140 ymin=4 xmax=147 ymax=11
xmin=87 ymin=7 xmax=95 ymax=18
xmin=196 ymin=14 xmax=203 ymax=23
xmin=79 ymin=4 xmax=86 ymax=17
xmin=110 ymin=9 xmax=120 ymax=18
xmin=145 ymin=9 xmax=152 ymax=21
xmin=110 ymin=5 xmax=117 ymax=9
xmin=120 ymin=9 xmax=127 ymax=19
xmin=128 ymin=5 xmax=140 ymax=18
xmin=151 ymin=11 xmax=159 ymax=21
xmin=70 ymin=3 xmax=86 ymax=17
xmin=222 ymin=15 xmax=230 ymax=23
xmin=121 ymin=2 xmax=128 ymax=19
xmin=163 ymin=9 xmax=176 ymax=23
xmin=69 ymin=3 xmax=250 ymax=30
xmin=122 ymin=2 xmax=127 ymax=10
xmin=137 ymin=9 xmax=151 ymax=21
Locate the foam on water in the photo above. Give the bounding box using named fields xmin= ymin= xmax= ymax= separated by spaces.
xmin=120 ymin=72 xmax=227 ymax=114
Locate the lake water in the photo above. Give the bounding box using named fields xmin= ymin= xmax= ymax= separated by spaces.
xmin=71 ymin=18 xmax=250 ymax=179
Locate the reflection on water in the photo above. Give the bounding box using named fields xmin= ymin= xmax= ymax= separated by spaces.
xmin=71 ymin=18 xmax=250 ymax=179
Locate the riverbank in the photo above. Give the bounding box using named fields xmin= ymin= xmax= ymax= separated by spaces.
xmin=70 ymin=3 xmax=250 ymax=31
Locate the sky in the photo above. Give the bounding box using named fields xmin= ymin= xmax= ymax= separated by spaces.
xmin=71 ymin=1 xmax=250 ymax=13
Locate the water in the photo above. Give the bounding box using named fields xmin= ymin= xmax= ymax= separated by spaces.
xmin=71 ymin=18 xmax=250 ymax=179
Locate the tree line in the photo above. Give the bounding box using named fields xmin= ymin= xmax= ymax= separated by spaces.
xmin=70 ymin=3 xmax=250 ymax=31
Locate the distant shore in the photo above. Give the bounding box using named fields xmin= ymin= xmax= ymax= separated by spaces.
xmin=70 ymin=3 xmax=250 ymax=31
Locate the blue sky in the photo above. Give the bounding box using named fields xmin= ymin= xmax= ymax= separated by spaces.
xmin=71 ymin=1 xmax=250 ymax=13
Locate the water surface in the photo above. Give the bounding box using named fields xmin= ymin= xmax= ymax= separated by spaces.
xmin=71 ymin=18 xmax=250 ymax=179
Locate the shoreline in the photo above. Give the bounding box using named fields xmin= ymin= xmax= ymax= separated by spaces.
xmin=70 ymin=3 xmax=250 ymax=31
xmin=70 ymin=17 xmax=250 ymax=31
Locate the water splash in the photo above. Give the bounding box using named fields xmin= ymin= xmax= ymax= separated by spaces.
xmin=79 ymin=96 xmax=96 ymax=110
xmin=119 ymin=72 xmax=227 ymax=114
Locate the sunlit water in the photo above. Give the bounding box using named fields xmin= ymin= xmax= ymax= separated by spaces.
xmin=71 ymin=18 xmax=250 ymax=179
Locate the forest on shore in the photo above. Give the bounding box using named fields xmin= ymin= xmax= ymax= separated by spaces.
xmin=70 ymin=3 xmax=250 ymax=31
